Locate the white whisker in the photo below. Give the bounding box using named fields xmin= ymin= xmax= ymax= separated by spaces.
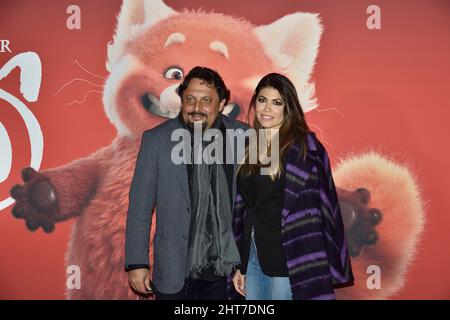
xmin=66 ymin=90 xmax=103 ymax=105
xmin=52 ymin=78 xmax=103 ymax=96
xmin=73 ymin=59 xmax=107 ymax=81
xmin=314 ymin=106 xmax=344 ymax=116
xmin=309 ymin=124 xmax=331 ymax=147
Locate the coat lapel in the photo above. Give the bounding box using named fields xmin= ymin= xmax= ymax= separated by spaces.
xmin=168 ymin=119 xmax=191 ymax=206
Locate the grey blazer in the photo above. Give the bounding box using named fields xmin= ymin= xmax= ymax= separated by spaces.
xmin=125 ymin=115 xmax=249 ymax=294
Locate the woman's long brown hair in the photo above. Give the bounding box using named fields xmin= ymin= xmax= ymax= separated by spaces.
xmin=238 ymin=73 xmax=311 ymax=179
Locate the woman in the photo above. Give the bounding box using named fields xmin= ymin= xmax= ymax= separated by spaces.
xmin=231 ymin=73 xmax=354 ymax=300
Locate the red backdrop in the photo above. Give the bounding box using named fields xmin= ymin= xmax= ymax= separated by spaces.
xmin=0 ymin=0 xmax=449 ymax=299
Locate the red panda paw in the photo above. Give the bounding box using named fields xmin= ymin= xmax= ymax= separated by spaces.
xmin=333 ymin=152 xmax=425 ymax=299
xmin=338 ymin=187 xmax=383 ymax=257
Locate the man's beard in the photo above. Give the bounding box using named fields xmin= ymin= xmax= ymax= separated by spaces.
xmin=187 ymin=112 xmax=208 ymax=131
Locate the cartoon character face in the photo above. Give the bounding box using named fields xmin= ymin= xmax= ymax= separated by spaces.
xmin=103 ymin=0 xmax=322 ymax=137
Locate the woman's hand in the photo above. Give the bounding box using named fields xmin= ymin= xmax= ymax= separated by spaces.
xmin=232 ymin=269 xmax=246 ymax=296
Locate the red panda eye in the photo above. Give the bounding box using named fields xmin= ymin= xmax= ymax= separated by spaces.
xmin=164 ymin=67 xmax=184 ymax=80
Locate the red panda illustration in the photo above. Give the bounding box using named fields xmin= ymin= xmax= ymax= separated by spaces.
xmin=9 ymin=0 xmax=424 ymax=299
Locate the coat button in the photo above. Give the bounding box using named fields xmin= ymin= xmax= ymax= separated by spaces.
xmin=183 ymin=235 xmax=188 ymax=240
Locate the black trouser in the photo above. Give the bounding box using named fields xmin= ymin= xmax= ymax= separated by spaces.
xmin=155 ymin=278 xmax=228 ymax=300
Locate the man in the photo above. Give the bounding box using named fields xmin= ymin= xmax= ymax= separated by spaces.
xmin=125 ymin=66 xmax=248 ymax=300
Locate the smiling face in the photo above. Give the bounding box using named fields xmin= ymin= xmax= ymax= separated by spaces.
xmin=255 ymin=86 xmax=285 ymax=129
xmin=180 ymin=77 xmax=225 ymax=129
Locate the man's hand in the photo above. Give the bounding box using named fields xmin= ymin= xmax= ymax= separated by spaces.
xmin=128 ymin=268 xmax=153 ymax=295
xmin=232 ymin=269 xmax=246 ymax=297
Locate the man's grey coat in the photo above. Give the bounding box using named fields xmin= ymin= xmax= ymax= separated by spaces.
xmin=125 ymin=115 xmax=249 ymax=294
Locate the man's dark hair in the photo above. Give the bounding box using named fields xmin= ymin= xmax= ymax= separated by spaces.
xmin=176 ymin=66 xmax=230 ymax=106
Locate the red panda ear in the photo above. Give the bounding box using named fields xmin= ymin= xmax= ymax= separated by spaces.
xmin=107 ymin=1 xmax=145 ymax=72
xmin=254 ymin=13 xmax=323 ymax=112
xmin=107 ymin=0 xmax=176 ymax=72
xmin=144 ymin=0 xmax=176 ymax=28
xmin=115 ymin=1 xmax=146 ymax=43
